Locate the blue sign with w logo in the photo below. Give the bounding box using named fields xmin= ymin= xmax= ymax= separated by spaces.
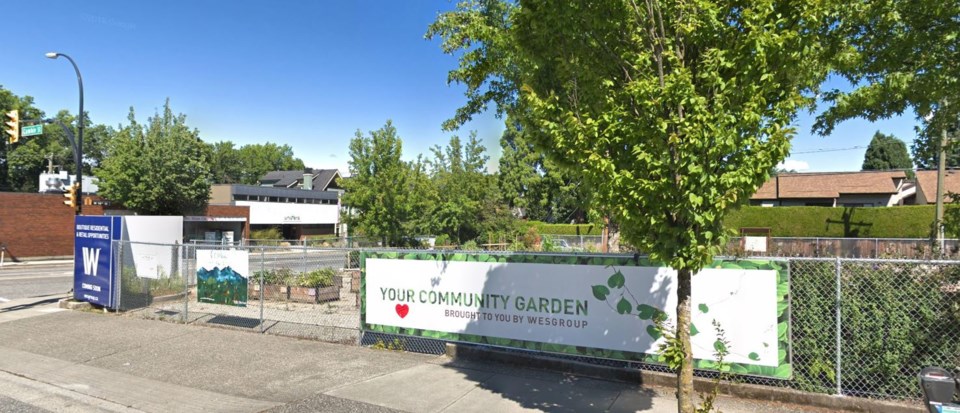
xmin=73 ymin=216 xmax=122 ymax=308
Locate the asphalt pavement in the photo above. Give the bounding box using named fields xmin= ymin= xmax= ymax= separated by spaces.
xmin=0 ymin=261 xmax=74 ymax=301
xmin=0 ymin=302 xmax=849 ymax=413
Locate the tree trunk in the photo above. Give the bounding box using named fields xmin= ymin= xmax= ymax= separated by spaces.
xmin=677 ymin=267 xmax=695 ymax=413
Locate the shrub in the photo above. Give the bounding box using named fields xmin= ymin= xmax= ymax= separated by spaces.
xmin=723 ymin=206 xmax=936 ymax=238
xmin=461 ymin=240 xmax=479 ymax=250
xmin=252 ymin=268 xmax=295 ymax=285
xmin=294 ymin=267 xmax=336 ymax=287
xmin=250 ymin=227 xmax=283 ymax=240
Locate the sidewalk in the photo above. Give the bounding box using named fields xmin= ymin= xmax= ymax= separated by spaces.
xmin=0 ymin=310 xmax=834 ymax=413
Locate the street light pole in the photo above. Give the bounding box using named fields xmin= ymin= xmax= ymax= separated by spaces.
xmin=45 ymin=52 xmax=84 ymax=215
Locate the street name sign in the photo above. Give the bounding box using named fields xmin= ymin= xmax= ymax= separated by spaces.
xmin=21 ymin=124 xmax=42 ymax=137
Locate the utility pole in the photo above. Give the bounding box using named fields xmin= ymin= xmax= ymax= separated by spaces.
xmin=934 ymin=99 xmax=948 ymax=254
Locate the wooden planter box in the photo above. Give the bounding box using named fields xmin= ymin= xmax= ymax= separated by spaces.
xmin=289 ymin=285 xmax=340 ymax=303
xmin=248 ymin=284 xmax=289 ymax=301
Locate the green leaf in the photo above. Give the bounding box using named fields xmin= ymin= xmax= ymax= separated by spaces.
xmin=778 ymin=321 xmax=788 ymax=340
xmin=713 ymin=340 xmax=727 ymax=353
xmin=636 ymin=304 xmax=657 ymax=320
xmin=730 ymin=364 xmax=751 ymax=374
xmin=774 ymin=363 xmax=792 ymax=379
xmin=748 ymin=352 xmax=760 ymax=361
xmin=591 ymin=285 xmax=610 ymax=300
xmin=653 ymin=309 xmax=669 ymax=323
xmin=690 ymin=323 xmax=699 ymax=336
xmin=646 ymin=325 xmax=662 ymax=340
xmin=698 ymin=303 xmax=709 ymax=314
xmin=607 ymin=270 xmax=625 ymax=288
xmin=616 ymin=297 xmax=632 ymax=314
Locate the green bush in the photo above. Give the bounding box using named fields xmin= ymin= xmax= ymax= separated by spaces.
xmin=790 ymin=261 xmax=960 ymax=398
xmin=723 ymin=206 xmax=936 ymax=238
xmin=252 ymin=268 xmax=295 ymax=285
xmin=294 ymin=268 xmax=336 ymax=287
xmin=250 ymin=227 xmax=283 ymax=240
xmin=461 ymin=240 xmax=479 ymax=250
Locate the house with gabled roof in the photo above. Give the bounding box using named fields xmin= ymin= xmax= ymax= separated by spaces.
xmin=750 ymin=171 xmax=913 ymax=207
xmin=912 ymin=170 xmax=960 ymax=204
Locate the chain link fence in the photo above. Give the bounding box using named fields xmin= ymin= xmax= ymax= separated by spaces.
xmin=116 ymin=241 xmax=361 ymax=345
xmin=721 ymin=237 xmax=960 ymax=259
xmin=112 ymin=242 xmax=960 ymax=402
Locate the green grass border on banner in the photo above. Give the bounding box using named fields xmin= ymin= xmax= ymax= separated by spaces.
xmin=360 ymin=251 xmax=792 ymax=380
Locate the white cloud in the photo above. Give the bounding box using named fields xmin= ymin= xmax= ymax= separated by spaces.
xmin=778 ymin=159 xmax=810 ymax=172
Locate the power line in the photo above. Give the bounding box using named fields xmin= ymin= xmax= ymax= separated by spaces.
xmin=792 ymin=146 xmax=867 ymax=154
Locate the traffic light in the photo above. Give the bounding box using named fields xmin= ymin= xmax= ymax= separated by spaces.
xmin=64 ymin=183 xmax=79 ymax=208
xmin=4 ymin=110 xmax=18 ymax=144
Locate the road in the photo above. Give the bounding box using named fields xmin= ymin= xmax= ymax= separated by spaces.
xmin=0 ymin=262 xmax=73 ymax=302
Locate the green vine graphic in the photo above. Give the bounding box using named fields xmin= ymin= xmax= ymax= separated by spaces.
xmin=590 ymin=262 xmax=791 ymax=378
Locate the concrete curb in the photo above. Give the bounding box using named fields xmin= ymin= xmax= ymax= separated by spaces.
xmin=444 ymin=343 xmax=922 ymax=413
xmin=58 ymin=299 xmax=92 ymax=311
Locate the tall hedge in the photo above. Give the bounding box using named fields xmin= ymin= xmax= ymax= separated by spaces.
xmin=723 ymin=206 xmax=936 ymax=238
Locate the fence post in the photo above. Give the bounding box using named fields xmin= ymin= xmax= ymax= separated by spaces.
xmin=113 ymin=240 xmax=120 ymax=309
xmin=182 ymin=244 xmax=188 ymax=323
xmin=834 ymin=256 xmax=843 ymax=396
xmin=259 ymin=247 xmax=266 ymax=334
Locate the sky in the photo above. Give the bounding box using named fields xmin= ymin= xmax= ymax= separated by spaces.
xmin=0 ymin=1 xmax=920 ymax=175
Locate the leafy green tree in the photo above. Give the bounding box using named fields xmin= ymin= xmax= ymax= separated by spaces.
xmin=207 ymin=141 xmax=243 ymax=184
xmin=427 ymin=132 xmax=490 ymax=243
xmin=96 ymin=100 xmax=211 ymax=215
xmin=430 ymin=1 xmax=835 ymax=410
xmin=498 ymin=118 xmax=587 ymax=222
xmin=814 ymin=2 xmax=960 ymax=166
xmin=912 ymin=126 xmax=960 ymax=170
xmin=339 ymin=121 xmax=415 ymax=246
xmin=861 ymin=131 xmax=912 ymax=171
xmin=0 ymin=86 xmax=46 ymax=191
xmin=237 ymin=143 xmax=305 ymax=184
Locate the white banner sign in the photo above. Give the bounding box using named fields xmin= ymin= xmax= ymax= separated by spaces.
xmin=365 ymin=257 xmax=786 ymax=374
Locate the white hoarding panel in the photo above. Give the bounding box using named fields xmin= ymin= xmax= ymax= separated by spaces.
xmin=362 ymin=253 xmax=790 ymax=379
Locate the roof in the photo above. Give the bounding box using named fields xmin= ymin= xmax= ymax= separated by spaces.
xmin=258 ymin=169 xmax=341 ymax=190
xmin=313 ymin=169 xmax=341 ymax=190
xmin=914 ymin=170 xmax=960 ymax=203
xmin=751 ymin=171 xmax=907 ymax=200
xmin=229 ymin=184 xmax=340 ymax=200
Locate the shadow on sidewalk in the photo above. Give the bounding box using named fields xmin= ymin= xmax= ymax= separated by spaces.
xmin=0 ymin=296 xmax=63 ymax=313
xmin=455 ymin=363 xmax=659 ymax=412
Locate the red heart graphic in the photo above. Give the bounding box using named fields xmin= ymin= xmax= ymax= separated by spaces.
xmin=395 ymin=304 xmax=409 ymax=318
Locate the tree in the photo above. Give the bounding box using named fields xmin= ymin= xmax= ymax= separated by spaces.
xmin=236 ymin=143 xmax=305 ymax=184
xmin=862 ymin=131 xmax=912 ymax=171
xmin=207 ymin=141 xmax=243 ymax=184
xmin=498 ymin=118 xmax=587 ymax=222
xmin=0 ymin=86 xmax=45 ymax=191
xmin=427 ymin=132 xmax=490 ymax=244
xmin=912 ymin=126 xmax=960 ymax=170
xmin=430 ymin=1 xmax=835 ymax=410
xmin=96 ymin=100 xmax=211 ymax=215
xmin=339 ymin=121 xmax=415 ymax=246
xmin=814 ymin=2 xmax=960 ymax=166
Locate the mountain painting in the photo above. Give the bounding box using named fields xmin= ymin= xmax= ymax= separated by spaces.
xmin=196 ymin=250 xmax=250 ymax=307
xmin=197 ymin=266 xmax=248 ymax=306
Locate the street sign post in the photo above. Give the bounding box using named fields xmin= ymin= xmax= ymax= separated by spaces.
xmin=21 ymin=124 xmax=42 ymax=137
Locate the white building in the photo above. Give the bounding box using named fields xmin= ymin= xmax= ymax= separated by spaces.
xmin=209 ymin=169 xmax=344 ymax=240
